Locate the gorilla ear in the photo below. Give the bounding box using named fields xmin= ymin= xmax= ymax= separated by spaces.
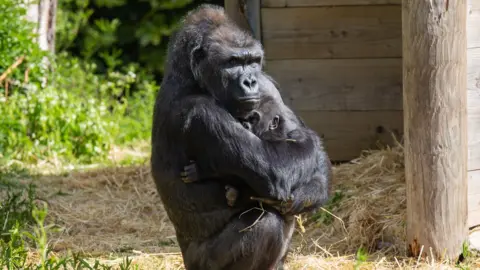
xmin=190 ymin=38 xmax=205 ymax=80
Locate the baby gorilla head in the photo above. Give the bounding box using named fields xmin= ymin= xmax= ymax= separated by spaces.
xmin=239 ymin=96 xmax=297 ymax=142
xmin=240 ymin=110 xmax=280 ymax=137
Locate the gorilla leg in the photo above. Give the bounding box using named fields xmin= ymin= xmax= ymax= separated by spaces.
xmin=181 ymin=209 xmax=293 ymax=270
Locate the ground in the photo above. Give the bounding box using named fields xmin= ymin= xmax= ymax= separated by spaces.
xmin=16 ymin=144 xmax=480 ymax=269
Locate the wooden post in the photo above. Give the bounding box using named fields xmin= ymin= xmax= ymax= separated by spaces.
xmin=403 ymin=0 xmax=468 ymax=260
xmin=224 ymin=0 xmax=250 ymax=32
xmin=245 ymin=0 xmax=262 ymax=42
xmin=224 ymin=1 xmax=262 ymax=43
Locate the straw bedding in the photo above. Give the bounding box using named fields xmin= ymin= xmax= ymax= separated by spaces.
xmin=28 ymin=143 xmax=480 ymax=269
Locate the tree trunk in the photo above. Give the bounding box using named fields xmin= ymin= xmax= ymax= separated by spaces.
xmin=25 ymin=0 xmax=57 ymax=54
xmin=403 ymin=0 xmax=468 ymax=261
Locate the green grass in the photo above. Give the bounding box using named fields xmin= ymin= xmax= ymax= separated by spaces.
xmin=310 ymin=190 xmax=345 ymax=225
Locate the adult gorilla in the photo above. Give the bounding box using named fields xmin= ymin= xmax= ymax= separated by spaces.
xmin=150 ymin=4 xmax=331 ymax=270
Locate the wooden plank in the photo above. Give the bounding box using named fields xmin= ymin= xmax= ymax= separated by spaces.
xmin=468 ymin=170 xmax=480 ymax=228
xmin=261 ymin=0 xmax=401 ymax=7
xmin=403 ymin=0 xmax=468 ymax=260
xmin=264 ymin=58 xmax=402 ymax=111
xmin=468 ymin=0 xmax=480 ymax=49
xmin=295 ymin=110 xmax=403 ymax=161
xmin=245 ymin=0 xmax=262 ymax=42
xmin=468 ymin=48 xmax=480 ymax=171
xmin=261 ymin=6 xmax=402 ymax=60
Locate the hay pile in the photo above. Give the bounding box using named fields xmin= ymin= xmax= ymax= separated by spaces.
xmin=296 ymin=143 xmax=407 ymax=257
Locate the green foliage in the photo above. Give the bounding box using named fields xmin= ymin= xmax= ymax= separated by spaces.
xmin=0 ymin=184 xmax=36 ymax=243
xmin=0 ymin=51 xmax=158 ymax=165
xmin=113 ymin=73 xmax=158 ymax=145
xmin=0 ymin=0 xmax=47 ymax=86
xmin=0 ymin=0 xmax=158 ymax=166
xmin=0 ymin=181 xmax=36 ymax=269
xmin=462 ymin=241 xmax=472 ymax=259
xmin=354 ymin=246 xmax=368 ymax=270
xmin=0 ymin=81 xmax=115 ymax=164
xmin=311 ymin=190 xmax=345 ymax=225
xmin=56 ymin=0 xmax=222 ymax=77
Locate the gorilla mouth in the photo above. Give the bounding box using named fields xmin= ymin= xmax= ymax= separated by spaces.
xmin=237 ymin=97 xmax=260 ymax=103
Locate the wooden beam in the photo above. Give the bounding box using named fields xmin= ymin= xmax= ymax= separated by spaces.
xmin=265 ymin=58 xmax=402 ymax=111
xmin=261 ymin=5 xmax=402 ymax=60
xmin=295 ymin=110 xmax=403 ymax=161
xmin=403 ymin=0 xmax=468 ymax=261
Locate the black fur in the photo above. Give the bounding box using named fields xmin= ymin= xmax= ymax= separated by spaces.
xmin=150 ymin=4 xmax=332 ymax=270
xmin=182 ymin=73 xmax=332 ymax=216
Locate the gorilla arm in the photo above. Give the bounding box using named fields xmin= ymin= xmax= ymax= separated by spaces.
xmin=179 ymin=95 xmax=320 ymax=202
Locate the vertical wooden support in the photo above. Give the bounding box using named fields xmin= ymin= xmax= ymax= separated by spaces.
xmin=224 ymin=0 xmax=250 ymax=32
xmin=245 ymin=0 xmax=262 ymax=42
xmin=224 ymin=0 xmax=262 ymax=43
xmin=403 ymin=0 xmax=468 ymax=260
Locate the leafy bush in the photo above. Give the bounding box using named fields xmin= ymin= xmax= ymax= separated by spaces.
xmin=0 ymin=52 xmax=158 ymax=165
xmin=57 ymin=0 xmax=223 ymax=78
xmin=0 ymin=0 xmax=46 ymax=86
xmin=111 ymin=67 xmax=158 ymax=145
xmin=0 ymin=85 xmax=114 ymax=164
xmin=0 ymin=0 xmax=161 ymax=167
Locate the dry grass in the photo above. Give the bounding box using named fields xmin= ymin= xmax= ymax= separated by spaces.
xmin=23 ymin=143 xmax=480 ymax=269
xmin=296 ymin=144 xmax=407 ymax=256
xmin=35 ymin=164 xmax=177 ymax=256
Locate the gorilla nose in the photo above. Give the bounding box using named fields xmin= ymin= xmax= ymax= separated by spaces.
xmin=242 ymin=77 xmax=257 ymax=89
xmin=240 ymin=76 xmax=259 ymax=95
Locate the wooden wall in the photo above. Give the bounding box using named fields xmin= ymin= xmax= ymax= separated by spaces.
xmin=260 ymin=0 xmax=403 ymax=161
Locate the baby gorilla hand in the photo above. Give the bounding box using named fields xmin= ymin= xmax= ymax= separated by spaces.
xmin=180 ymin=160 xmax=199 ymax=183
xmin=225 ymin=185 xmax=239 ymax=207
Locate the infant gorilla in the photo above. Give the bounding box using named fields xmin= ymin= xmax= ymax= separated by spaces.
xmin=180 ymin=95 xmax=305 ymax=209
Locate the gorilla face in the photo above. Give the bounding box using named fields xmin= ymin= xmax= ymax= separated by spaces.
xmin=190 ymin=24 xmax=265 ymax=117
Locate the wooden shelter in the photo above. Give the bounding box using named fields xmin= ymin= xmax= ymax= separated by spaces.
xmin=226 ymin=0 xmax=479 ymax=261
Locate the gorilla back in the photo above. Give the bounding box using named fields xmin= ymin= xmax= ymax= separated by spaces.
xmin=150 ymin=4 xmax=328 ymax=270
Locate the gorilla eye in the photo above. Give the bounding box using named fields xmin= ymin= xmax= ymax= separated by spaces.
xmin=252 ymin=57 xmax=262 ymax=64
xmin=228 ymin=57 xmax=241 ymax=66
